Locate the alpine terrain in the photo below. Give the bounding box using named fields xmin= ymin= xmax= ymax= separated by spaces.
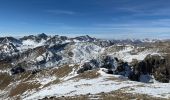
xmin=0 ymin=33 xmax=170 ymax=100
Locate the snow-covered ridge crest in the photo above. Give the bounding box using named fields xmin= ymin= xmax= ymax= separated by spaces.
xmin=105 ymin=44 xmax=160 ymax=62
xmin=0 ymin=33 xmax=162 ymax=69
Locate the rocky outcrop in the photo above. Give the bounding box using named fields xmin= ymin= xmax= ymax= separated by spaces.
xmin=20 ymin=33 xmax=48 ymax=43
xmin=77 ymin=54 xmax=170 ymax=83
xmin=10 ymin=66 xmax=25 ymax=75
xmin=77 ymin=62 xmax=93 ymax=74
xmin=129 ymin=54 xmax=170 ymax=83
xmin=77 ymin=56 xmax=132 ymax=77
xmin=73 ymin=35 xmax=96 ymax=42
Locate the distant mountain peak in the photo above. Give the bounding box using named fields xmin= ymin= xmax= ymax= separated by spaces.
xmin=74 ymin=35 xmax=96 ymax=42
xmin=1 ymin=37 xmax=10 ymax=44
xmin=37 ymin=33 xmax=48 ymax=40
xmin=0 ymin=37 xmax=22 ymax=47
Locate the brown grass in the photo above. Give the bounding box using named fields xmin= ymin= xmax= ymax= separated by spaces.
xmin=52 ymin=65 xmax=73 ymax=78
xmin=0 ymin=62 xmax=12 ymax=69
xmin=0 ymin=73 xmax=12 ymax=90
xmin=99 ymin=92 xmax=165 ymax=100
xmin=14 ymin=71 xmax=33 ymax=81
xmin=42 ymin=64 xmax=79 ymax=87
xmin=40 ymin=91 xmax=167 ymax=100
xmin=9 ymin=82 xmax=41 ymax=97
xmin=53 ymin=64 xmax=79 ymax=77
xmin=40 ymin=95 xmax=89 ymax=100
xmin=72 ymin=69 xmax=100 ymax=80
xmin=105 ymin=77 xmax=128 ymax=82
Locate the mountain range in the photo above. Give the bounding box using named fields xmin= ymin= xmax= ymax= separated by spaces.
xmin=0 ymin=33 xmax=170 ymax=100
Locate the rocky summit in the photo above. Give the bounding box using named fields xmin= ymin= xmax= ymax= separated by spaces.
xmin=0 ymin=33 xmax=170 ymax=100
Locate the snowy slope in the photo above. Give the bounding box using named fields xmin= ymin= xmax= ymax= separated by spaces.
xmin=72 ymin=42 xmax=104 ymax=63
xmin=106 ymin=45 xmax=159 ymax=62
xmin=23 ymin=69 xmax=170 ymax=100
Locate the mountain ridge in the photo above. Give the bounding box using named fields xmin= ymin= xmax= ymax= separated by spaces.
xmin=0 ymin=33 xmax=170 ymax=100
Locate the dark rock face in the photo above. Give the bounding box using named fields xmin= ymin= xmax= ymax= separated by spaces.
xmin=60 ymin=36 xmax=68 ymax=41
xmin=45 ymin=36 xmax=62 ymax=45
xmin=77 ymin=58 xmax=103 ymax=74
xmin=49 ymin=43 xmax=69 ymax=52
xmin=129 ymin=54 xmax=170 ymax=83
xmin=77 ymin=54 xmax=170 ymax=83
xmin=11 ymin=66 xmax=25 ymax=75
xmin=37 ymin=33 xmax=48 ymax=40
xmin=101 ymin=56 xmax=116 ymax=69
xmin=128 ymin=72 xmax=140 ymax=81
xmin=31 ymin=69 xmax=41 ymax=74
xmin=115 ymin=61 xmax=131 ymax=77
xmin=0 ymin=37 xmax=22 ymax=46
xmin=73 ymin=35 xmax=96 ymax=42
xmin=77 ymin=56 xmax=132 ymax=77
xmin=68 ymin=52 xmax=74 ymax=57
xmin=101 ymin=56 xmax=132 ymax=77
xmin=94 ymin=40 xmax=114 ymax=47
xmin=77 ymin=62 xmax=93 ymax=74
xmin=106 ymin=69 xmax=114 ymax=74
xmin=45 ymin=35 xmax=69 ymax=45
xmin=154 ymin=67 xmax=169 ymax=83
xmin=20 ymin=33 xmax=48 ymax=43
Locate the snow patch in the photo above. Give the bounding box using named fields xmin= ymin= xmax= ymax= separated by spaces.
xmin=110 ymin=45 xmax=159 ymax=62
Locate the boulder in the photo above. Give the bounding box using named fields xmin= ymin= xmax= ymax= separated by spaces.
xmin=77 ymin=62 xmax=93 ymax=74
xmin=11 ymin=66 xmax=25 ymax=75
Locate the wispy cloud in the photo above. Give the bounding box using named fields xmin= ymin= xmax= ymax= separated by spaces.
xmin=113 ymin=0 xmax=170 ymax=17
xmin=96 ymin=18 xmax=170 ymax=29
xmin=45 ymin=9 xmax=76 ymax=15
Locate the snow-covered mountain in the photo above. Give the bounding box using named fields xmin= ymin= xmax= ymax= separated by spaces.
xmin=0 ymin=33 xmax=170 ymax=100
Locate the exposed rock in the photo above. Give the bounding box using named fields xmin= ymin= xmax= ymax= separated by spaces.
xmin=101 ymin=56 xmax=117 ymax=69
xmin=73 ymin=35 xmax=96 ymax=42
xmin=10 ymin=66 xmax=25 ymax=75
xmin=129 ymin=54 xmax=170 ymax=83
xmin=77 ymin=62 xmax=93 ymax=74
xmin=115 ymin=61 xmax=131 ymax=77
xmin=68 ymin=51 xmax=74 ymax=57
xmin=77 ymin=56 xmax=132 ymax=77
xmin=37 ymin=33 xmax=48 ymax=40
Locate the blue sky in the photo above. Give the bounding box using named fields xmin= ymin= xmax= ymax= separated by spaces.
xmin=0 ymin=0 xmax=170 ymax=39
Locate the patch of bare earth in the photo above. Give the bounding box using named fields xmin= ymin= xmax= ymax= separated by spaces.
xmin=52 ymin=65 xmax=73 ymax=78
xmin=9 ymin=82 xmax=41 ymax=97
xmin=105 ymin=76 xmax=128 ymax=82
xmin=0 ymin=62 xmax=12 ymax=70
xmin=71 ymin=69 xmax=100 ymax=81
xmin=43 ymin=64 xmax=79 ymax=87
xmin=40 ymin=91 xmax=167 ymax=100
xmin=0 ymin=73 xmax=12 ymax=90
